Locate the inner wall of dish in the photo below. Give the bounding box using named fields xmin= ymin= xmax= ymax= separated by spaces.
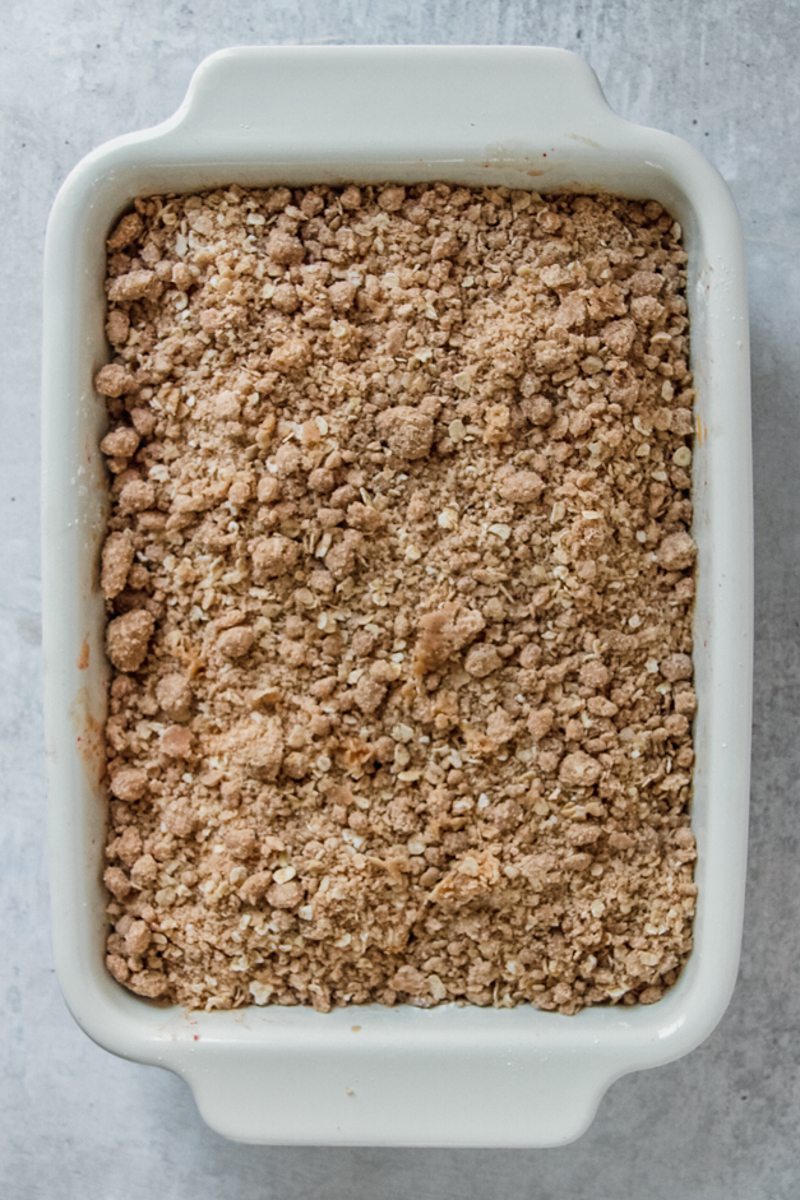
xmin=73 ymin=159 xmax=709 ymax=1018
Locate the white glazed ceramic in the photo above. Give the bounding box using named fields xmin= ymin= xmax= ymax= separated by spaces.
xmin=42 ymin=46 xmax=752 ymax=1147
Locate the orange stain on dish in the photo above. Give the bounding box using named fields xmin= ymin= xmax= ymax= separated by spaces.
xmin=75 ymin=710 xmax=105 ymax=783
xmin=77 ymin=639 xmax=90 ymax=670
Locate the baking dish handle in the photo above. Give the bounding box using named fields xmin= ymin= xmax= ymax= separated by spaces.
xmin=174 ymin=1041 xmax=626 ymax=1148
xmin=164 ymin=45 xmax=624 ymax=154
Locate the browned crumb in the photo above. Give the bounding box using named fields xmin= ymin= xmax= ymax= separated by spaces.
xmin=98 ymin=184 xmax=697 ymax=1015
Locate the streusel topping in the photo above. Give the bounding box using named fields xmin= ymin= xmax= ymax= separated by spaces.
xmin=99 ymin=184 xmax=697 ymax=1013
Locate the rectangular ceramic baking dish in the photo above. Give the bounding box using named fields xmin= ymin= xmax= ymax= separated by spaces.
xmin=42 ymin=45 xmax=752 ymax=1147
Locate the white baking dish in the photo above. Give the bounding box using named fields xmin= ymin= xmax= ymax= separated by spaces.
xmin=42 ymin=45 xmax=752 ymax=1147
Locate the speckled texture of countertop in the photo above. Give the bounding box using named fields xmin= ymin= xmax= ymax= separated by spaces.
xmin=2 ymin=1 xmax=799 ymax=1196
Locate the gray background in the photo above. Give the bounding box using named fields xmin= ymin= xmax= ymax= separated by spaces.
xmin=2 ymin=0 xmax=798 ymax=1196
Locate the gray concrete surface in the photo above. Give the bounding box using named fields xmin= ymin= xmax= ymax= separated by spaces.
xmin=2 ymin=1 xmax=798 ymax=1196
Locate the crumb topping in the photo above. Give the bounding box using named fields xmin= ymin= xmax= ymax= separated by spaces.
xmin=98 ymin=184 xmax=696 ymax=1014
